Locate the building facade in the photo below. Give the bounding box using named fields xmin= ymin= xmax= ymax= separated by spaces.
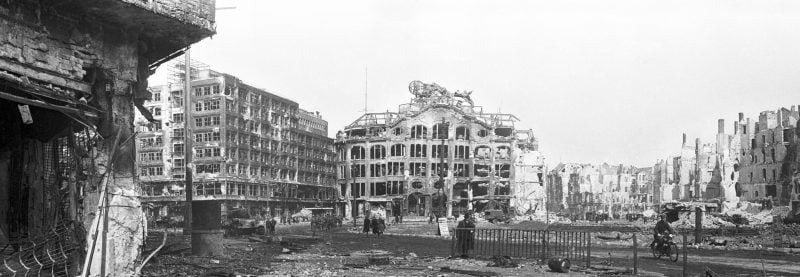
xmin=136 ymin=62 xmax=337 ymax=222
xmin=0 ymin=0 xmax=214 ymax=275
xmin=334 ymin=81 xmax=543 ymax=219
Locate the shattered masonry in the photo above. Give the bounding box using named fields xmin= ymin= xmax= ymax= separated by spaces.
xmin=546 ymin=163 xmax=653 ymax=217
xmin=135 ymin=63 xmax=338 ymax=222
xmin=0 ymin=0 xmax=214 ymax=276
xmin=335 ymin=81 xmax=545 ymax=219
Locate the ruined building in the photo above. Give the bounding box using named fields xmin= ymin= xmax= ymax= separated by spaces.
xmin=0 ymin=0 xmax=214 ymax=275
xmin=547 ymin=163 xmax=652 ymax=217
xmin=654 ymin=106 xmax=799 ymax=206
xmin=334 ymin=81 xmax=543 ymax=219
xmin=736 ymin=107 xmax=799 ymax=205
xmin=136 ymin=62 xmax=337 ymax=221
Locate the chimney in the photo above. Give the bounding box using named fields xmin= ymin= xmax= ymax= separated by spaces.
xmin=739 ymin=112 xmax=744 ymax=122
xmin=777 ymin=109 xmax=784 ymax=127
xmin=718 ymin=119 xmax=725 ymax=134
xmin=682 ymin=133 xmax=687 ymax=147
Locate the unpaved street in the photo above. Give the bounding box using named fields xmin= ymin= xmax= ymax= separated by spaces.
xmin=141 ymin=222 xmax=800 ymax=276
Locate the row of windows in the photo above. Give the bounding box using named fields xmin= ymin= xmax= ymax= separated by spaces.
xmin=194 ymin=85 xmax=221 ymax=97
xmin=139 ymin=137 xmax=163 ymax=148
xmin=139 ymin=151 xmax=162 ymax=162
xmin=350 ymin=181 xmax=406 ymax=198
xmin=195 ymin=99 xmax=221 ymax=112
xmin=347 ymin=163 xmax=509 ymax=178
xmin=348 ymin=144 xmax=510 ymax=160
xmin=195 ymin=116 xmax=221 ymax=127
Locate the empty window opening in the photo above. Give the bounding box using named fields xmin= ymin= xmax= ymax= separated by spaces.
xmin=474 ymin=164 xmax=491 ymax=177
xmin=410 ymin=162 xmax=427 ymax=177
xmin=494 ymin=127 xmax=512 ymax=137
xmin=455 ymin=145 xmax=470 ymax=159
xmin=495 ymin=146 xmax=511 ymax=159
xmin=393 ymin=127 xmax=404 ymax=136
xmin=347 ymin=128 xmax=367 ymax=137
xmin=350 ymin=146 xmax=366 ymax=160
xmin=477 ymin=129 xmax=489 ymax=137
xmin=455 ymin=126 xmax=470 ymax=140
xmin=433 ymin=122 xmax=450 ymax=139
xmin=495 ymin=164 xmax=511 ymax=178
xmin=474 ymin=146 xmax=491 ymax=159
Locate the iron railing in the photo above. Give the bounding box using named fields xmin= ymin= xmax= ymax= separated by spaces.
xmin=451 ymin=228 xmax=591 ymax=267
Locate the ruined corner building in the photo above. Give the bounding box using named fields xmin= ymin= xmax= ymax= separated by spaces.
xmin=0 ymin=1 xmax=214 ymax=276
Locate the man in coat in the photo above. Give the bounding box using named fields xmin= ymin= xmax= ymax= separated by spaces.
xmin=456 ymin=210 xmax=477 ymax=258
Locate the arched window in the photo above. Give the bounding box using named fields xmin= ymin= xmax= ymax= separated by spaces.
xmin=455 ymin=126 xmax=470 ymax=140
xmin=390 ymin=144 xmax=406 ymax=157
xmin=350 ymin=146 xmax=365 ymax=160
xmin=410 ymin=125 xmax=427 ymax=139
xmin=370 ymin=145 xmax=386 ymax=159
xmin=433 ymin=122 xmax=450 ymax=139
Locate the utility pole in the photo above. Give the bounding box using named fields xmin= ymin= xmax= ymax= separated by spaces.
xmin=436 ymin=118 xmax=448 ymax=218
xmin=183 ymin=48 xmax=193 ymax=233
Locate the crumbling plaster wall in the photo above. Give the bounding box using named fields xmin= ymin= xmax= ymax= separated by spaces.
xmin=1 ymin=4 xmax=147 ymax=276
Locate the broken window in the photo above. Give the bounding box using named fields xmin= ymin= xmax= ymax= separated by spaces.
xmin=455 ymin=126 xmax=470 ymax=140
xmin=370 ymin=145 xmax=386 ymax=159
xmin=411 ymin=125 xmax=427 ymax=139
xmin=453 ymin=163 xmax=469 ymax=177
xmin=784 ymin=129 xmax=793 ymax=143
xmin=347 ymin=128 xmax=367 ymax=137
xmin=772 ymin=169 xmax=777 ymax=181
xmin=172 ymin=113 xmax=184 ymax=123
xmin=140 ymin=166 xmax=164 ymax=176
xmin=474 ymin=164 xmax=490 ymax=177
xmin=495 ymin=146 xmax=511 ymax=159
xmin=351 ymin=183 xmax=366 ymax=197
xmin=495 ymin=164 xmax=511 ymax=178
xmin=494 ymin=127 xmax=512 ymax=137
xmin=387 ymin=181 xmax=405 ymax=195
xmin=390 ymin=144 xmax=406 ymax=157
xmin=751 ymin=139 xmax=756 ymax=149
xmin=477 ymin=129 xmax=489 ymax=137
xmin=393 ymin=127 xmax=404 ymax=136
xmin=372 ymin=182 xmax=387 ymax=196
xmin=196 ymin=164 xmax=221 ymax=174
xmin=410 ymin=144 xmax=427 ymax=158
xmin=495 ymin=182 xmax=510 ymax=195
xmin=173 ymin=143 xmax=184 ymax=154
xmin=763 ymin=168 xmax=767 ymax=181
xmin=432 ymin=122 xmax=450 ymax=139
xmin=350 ymin=146 xmax=366 ymax=160
xmin=474 ymin=146 xmax=491 ymax=159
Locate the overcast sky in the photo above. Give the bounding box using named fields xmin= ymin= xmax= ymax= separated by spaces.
xmin=152 ymin=0 xmax=799 ymax=168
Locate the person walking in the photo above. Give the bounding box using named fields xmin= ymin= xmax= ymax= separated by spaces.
xmin=456 ymin=210 xmax=476 ymax=258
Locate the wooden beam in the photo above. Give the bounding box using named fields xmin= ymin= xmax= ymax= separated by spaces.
xmin=0 ymin=57 xmax=91 ymax=93
xmin=0 ymin=89 xmax=98 ymax=118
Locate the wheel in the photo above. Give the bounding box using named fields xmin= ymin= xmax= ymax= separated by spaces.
xmin=668 ymin=243 xmax=679 ymax=262
xmin=651 ymin=244 xmax=661 ymax=259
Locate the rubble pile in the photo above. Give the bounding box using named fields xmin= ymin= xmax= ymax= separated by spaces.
xmin=672 ymin=213 xmax=735 ymax=229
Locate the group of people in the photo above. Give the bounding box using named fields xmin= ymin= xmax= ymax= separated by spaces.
xmin=363 ymin=216 xmax=387 ymax=236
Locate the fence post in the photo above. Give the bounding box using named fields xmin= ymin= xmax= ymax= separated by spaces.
xmin=586 ymin=232 xmax=591 ymax=268
xmin=451 ymin=228 xmax=456 ymax=257
xmin=682 ymin=233 xmax=688 ymax=277
xmin=633 ymin=233 xmax=638 ymax=275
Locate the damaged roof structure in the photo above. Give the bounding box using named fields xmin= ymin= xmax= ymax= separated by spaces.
xmin=0 ymin=0 xmax=215 ymax=276
xmin=335 ymin=80 xmax=544 ymax=219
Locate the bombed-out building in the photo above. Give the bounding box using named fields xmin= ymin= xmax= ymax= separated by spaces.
xmin=547 ymin=163 xmax=652 ymax=218
xmin=334 ymin=81 xmax=544 ymax=219
xmin=736 ymin=107 xmax=799 ymax=205
xmin=0 ymin=0 xmax=214 ymax=275
xmin=136 ymin=62 xmax=338 ymax=222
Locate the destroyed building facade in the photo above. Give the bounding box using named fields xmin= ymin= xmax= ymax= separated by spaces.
xmin=547 ymin=163 xmax=653 ymax=217
xmin=0 ymin=0 xmax=214 ymax=275
xmin=136 ymin=63 xmax=338 ymax=221
xmin=334 ymin=81 xmax=544 ymax=219
xmin=653 ymin=106 xmax=799 ymax=206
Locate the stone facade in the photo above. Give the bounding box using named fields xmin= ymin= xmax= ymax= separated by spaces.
xmin=0 ymin=1 xmax=213 ymax=276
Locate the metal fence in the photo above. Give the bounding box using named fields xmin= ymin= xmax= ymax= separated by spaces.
xmin=451 ymin=228 xmax=591 ymax=267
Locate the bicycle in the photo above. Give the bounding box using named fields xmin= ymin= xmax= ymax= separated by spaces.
xmin=651 ymin=233 xmax=679 ymax=262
